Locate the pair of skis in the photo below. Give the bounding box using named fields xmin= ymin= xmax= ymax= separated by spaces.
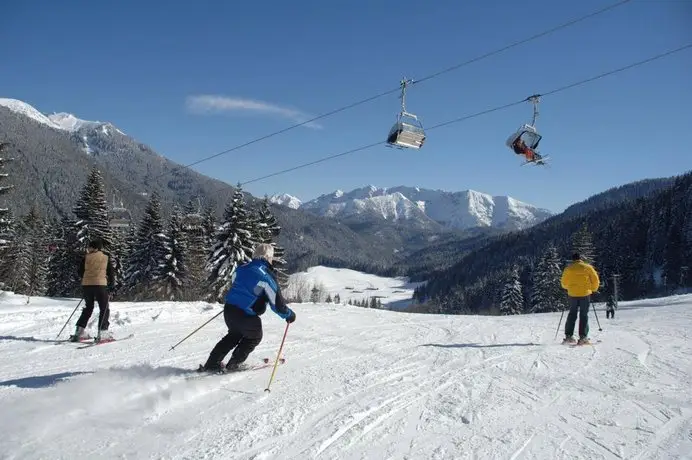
xmin=195 ymin=357 xmax=286 ymax=376
xmin=55 ymin=333 xmax=134 ymax=349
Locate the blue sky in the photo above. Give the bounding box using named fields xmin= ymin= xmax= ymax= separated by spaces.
xmin=1 ymin=0 xmax=691 ymax=212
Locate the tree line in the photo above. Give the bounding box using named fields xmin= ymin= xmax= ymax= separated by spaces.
xmin=412 ymin=172 xmax=692 ymax=315
xmin=0 ymin=166 xmax=288 ymax=303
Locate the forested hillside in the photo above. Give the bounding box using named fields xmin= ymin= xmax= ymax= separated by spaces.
xmin=0 ymin=106 xmax=396 ymax=274
xmin=413 ymin=172 xmax=692 ymax=314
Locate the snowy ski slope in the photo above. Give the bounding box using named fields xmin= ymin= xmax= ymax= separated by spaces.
xmin=0 ymin=290 xmax=691 ymax=459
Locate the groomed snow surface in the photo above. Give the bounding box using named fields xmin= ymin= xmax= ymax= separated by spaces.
xmin=284 ymin=266 xmax=423 ymax=309
xmin=1 ymin=289 xmax=691 ymax=459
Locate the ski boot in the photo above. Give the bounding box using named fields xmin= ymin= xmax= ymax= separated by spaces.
xmin=197 ymin=361 xmax=225 ymax=374
xmin=96 ymin=330 xmax=114 ymax=344
xmin=577 ymin=337 xmax=591 ymax=346
xmin=562 ymin=336 xmax=577 ymax=345
xmin=69 ymin=326 xmax=91 ymax=342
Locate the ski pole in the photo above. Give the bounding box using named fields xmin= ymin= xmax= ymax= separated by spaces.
xmin=554 ymin=308 xmax=565 ymax=341
xmin=169 ymin=310 xmax=223 ymax=351
xmin=592 ymin=303 xmax=603 ymax=331
xmin=265 ymin=322 xmax=290 ymax=393
xmin=56 ymin=298 xmax=83 ymax=340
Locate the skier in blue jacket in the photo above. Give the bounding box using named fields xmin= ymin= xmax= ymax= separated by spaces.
xmin=200 ymin=243 xmax=296 ymax=372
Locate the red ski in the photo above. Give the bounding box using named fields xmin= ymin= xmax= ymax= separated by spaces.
xmin=77 ymin=333 xmax=135 ymax=349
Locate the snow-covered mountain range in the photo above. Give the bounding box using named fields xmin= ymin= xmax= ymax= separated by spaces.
xmin=0 ymin=98 xmax=126 ymax=155
xmin=272 ymin=185 xmax=553 ymax=231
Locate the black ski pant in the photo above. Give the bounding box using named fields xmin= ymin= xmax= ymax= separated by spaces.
xmin=606 ymin=309 xmax=615 ymax=319
xmin=564 ymin=295 xmax=590 ymax=339
xmin=76 ymin=285 xmax=110 ymax=330
xmin=205 ymin=305 xmax=263 ymax=367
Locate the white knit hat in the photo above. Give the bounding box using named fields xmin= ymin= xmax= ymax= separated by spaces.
xmin=252 ymin=243 xmax=274 ymax=264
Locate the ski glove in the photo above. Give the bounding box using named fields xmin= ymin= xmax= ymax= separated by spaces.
xmin=286 ymin=310 xmax=296 ymax=324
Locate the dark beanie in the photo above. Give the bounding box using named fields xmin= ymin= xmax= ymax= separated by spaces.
xmin=571 ymin=252 xmax=581 ymax=261
xmin=88 ymin=238 xmax=103 ymax=250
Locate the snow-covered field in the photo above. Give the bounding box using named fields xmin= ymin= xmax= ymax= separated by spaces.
xmin=285 ymin=266 xmax=423 ymax=309
xmin=1 ymin=289 xmax=691 ymax=460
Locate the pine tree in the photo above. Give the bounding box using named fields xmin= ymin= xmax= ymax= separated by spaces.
xmin=22 ymin=206 xmax=50 ymax=299
xmin=530 ymin=244 xmax=565 ymax=313
xmin=253 ymin=196 xmax=289 ymax=288
xmin=181 ymin=199 xmax=206 ymax=300
xmin=202 ymin=204 xmax=217 ymax=253
xmin=310 ymin=285 xmax=319 ymax=303
xmin=0 ymin=143 xmax=14 ymax=252
xmin=0 ymin=220 xmax=28 ymax=293
xmin=46 ymin=217 xmax=82 ymax=297
xmin=500 ymin=267 xmax=524 ymax=315
xmin=124 ymin=192 xmax=167 ymax=300
xmin=325 ymin=294 xmax=333 ymax=303
xmin=572 ymin=222 xmax=596 ymax=266
xmin=155 ymin=206 xmax=188 ymax=300
xmin=73 ymin=168 xmax=113 ymax=252
xmin=206 ymin=187 xmax=256 ymax=302
xmin=109 ymin=230 xmax=127 ymax=296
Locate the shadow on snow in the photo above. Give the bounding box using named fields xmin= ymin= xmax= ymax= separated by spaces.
xmin=0 ymin=371 xmax=94 ymax=389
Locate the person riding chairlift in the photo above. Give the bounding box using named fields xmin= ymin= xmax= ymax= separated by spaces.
xmin=511 ymin=137 xmax=540 ymax=162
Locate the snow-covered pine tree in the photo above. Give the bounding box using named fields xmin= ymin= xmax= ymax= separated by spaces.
xmin=206 ymin=187 xmax=256 ymax=302
xmin=73 ymin=168 xmax=113 ymax=252
xmin=500 ymin=266 xmax=524 ymax=315
xmin=181 ymin=199 xmax=206 ymax=300
xmin=0 ymin=143 xmax=14 ymax=252
xmin=22 ymin=206 xmax=50 ymax=299
xmin=530 ymin=244 xmax=565 ymax=313
xmin=0 ymin=218 xmax=29 ymax=293
xmin=572 ymin=222 xmax=596 ymax=266
xmin=310 ymin=286 xmax=319 ymax=303
xmin=109 ymin=230 xmax=127 ymax=296
xmin=253 ymin=196 xmax=289 ymax=288
xmin=46 ymin=217 xmax=82 ymax=297
xmin=123 ymin=192 xmax=167 ymax=300
xmin=202 ymin=204 xmax=217 ymax=253
xmin=155 ymin=206 xmax=188 ymax=300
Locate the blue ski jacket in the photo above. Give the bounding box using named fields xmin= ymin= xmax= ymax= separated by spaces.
xmin=225 ymin=259 xmax=294 ymax=320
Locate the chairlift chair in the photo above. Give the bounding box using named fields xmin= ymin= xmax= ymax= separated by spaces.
xmin=506 ymin=94 xmax=546 ymax=159
xmin=506 ymin=124 xmax=542 ymax=152
xmin=386 ymin=78 xmax=426 ymax=149
xmin=108 ymin=189 xmax=132 ymax=230
xmin=108 ymin=206 xmax=132 ymax=229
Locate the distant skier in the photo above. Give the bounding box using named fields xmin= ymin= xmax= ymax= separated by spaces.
xmin=199 ymin=243 xmax=296 ymax=373
xmin=606 ymin=295 xmax=616 ymax=319
xmin=70 ymin=238 xmax=115 ymax=342
xmin=560 ymin=252 xmax=600 ymax=345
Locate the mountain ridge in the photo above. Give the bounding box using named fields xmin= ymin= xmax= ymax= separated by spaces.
xmin=272 ymin=184 xmax=553 ymax=231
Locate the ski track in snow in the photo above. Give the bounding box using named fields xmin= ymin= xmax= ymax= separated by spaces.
xmin=0 ymin=292 xmax=691 ymax=459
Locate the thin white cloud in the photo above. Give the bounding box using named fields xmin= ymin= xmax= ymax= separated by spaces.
xmin=185 ymin=95 xmax=322 ymax=129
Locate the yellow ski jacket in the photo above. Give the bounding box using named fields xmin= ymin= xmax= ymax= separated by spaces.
xmin=560 ymin=260 xmax=600 ymax=297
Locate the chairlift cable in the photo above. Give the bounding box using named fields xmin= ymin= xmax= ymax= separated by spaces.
xmin=156 ymin=0 xmax=633 ymax=176
xmin=237 ymin=42 xmax=691 ymax=187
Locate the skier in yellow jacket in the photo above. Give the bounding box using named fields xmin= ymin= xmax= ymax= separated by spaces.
xmin=560 ymin=252 xmax=600 ymax=345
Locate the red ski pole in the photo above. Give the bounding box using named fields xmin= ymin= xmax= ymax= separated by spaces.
xmin=265 ymin=322 xmax=290 ymax=393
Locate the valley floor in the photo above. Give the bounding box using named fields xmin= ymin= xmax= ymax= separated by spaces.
xmin=0 ymin=292 xmax=690 ymax=459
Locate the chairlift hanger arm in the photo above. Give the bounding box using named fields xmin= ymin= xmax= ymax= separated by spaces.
xmin=525 ymin=94 xmax=541 ymax=126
